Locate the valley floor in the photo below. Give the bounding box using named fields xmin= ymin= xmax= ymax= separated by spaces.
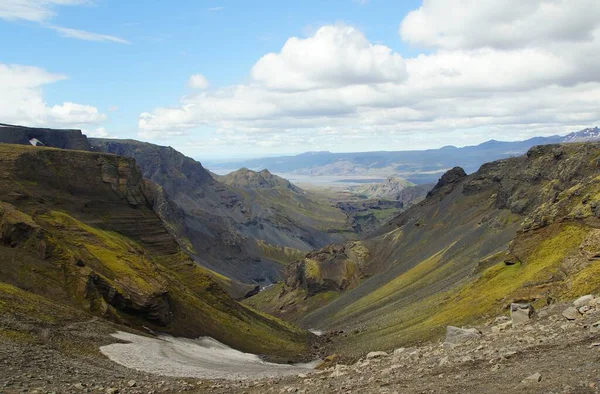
xmin=2 ymin=300 xmax=600 ymax=393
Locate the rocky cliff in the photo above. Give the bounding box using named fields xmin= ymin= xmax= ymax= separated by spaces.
xmin=0 ymin=123 xmax=91 ymax=150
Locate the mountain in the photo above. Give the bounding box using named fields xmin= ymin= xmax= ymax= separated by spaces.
xmin=350 ymin=176 xmax=433 ymax=203
xmin=562 ymin=127 xmax=600 ymax=142
xmin=219 ymin=168 xmax=299 ymax=190
xmin=247 ymin=142 xmax=600 ymax=356
xmin=90 ymin=139 xmax=356 ymax=267
xmin=212 ymin=167 xmax=353 ymax=252
xmin=209 ymin=128 xmax=600 ymax=184
xmin=0 ymin=127 xmax=362 ymax=291
xmin=88 ymin=138 xmax=280 ymax=288
xmin=0 ymin=143 xmax=310 ymax=361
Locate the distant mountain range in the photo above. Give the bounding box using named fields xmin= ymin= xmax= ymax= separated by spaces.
xmin=209 ymin=127 xmax=600 ymax=184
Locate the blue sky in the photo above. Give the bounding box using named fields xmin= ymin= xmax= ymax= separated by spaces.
xmin=1 ymin=0 xmax=599 ymax=159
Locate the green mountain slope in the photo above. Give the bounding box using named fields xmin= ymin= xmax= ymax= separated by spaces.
xmin=249 ymin=143 xmax=600 ymax=355
xmin=0 ymin=144 xmax=310 ymax=360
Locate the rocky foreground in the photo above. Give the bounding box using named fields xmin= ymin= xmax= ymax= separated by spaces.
xmin=2 ymin=296 xmax=600 ymax=394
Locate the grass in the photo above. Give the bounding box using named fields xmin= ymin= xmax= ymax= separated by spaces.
xmin=332 ymin=222 xmax=591 ymax=355
xmin=243 ymin=283 xmax=341 ymax=323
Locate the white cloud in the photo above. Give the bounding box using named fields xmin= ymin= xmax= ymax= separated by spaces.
xmin=137 ymin=4 xmax=600 ymax=153
xmin=400 ymin=0 xmax=600 ymax=50
xmin=188 ymin=74 xmax=210 ymax=89
xmin=0 ymin=0 xmax=86 ymax=22
xmin=0 ymin=0 xmax=129 ymax=44
xmin=208 ymin=6 xmax=224 ymax=12
xmin=0 ymin=63 xmax=106 ymax=128
xmin=84 ymin=126 xmax=110 ymax=138
xmin=251 ymin=25 xmax=407 ymax=90
xmin=48 ymin=25 xmax=130 ymax=44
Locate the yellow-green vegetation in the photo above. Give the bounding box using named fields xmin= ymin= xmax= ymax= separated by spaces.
xmin=39 ymin=210 xmax=164 ymax=297
xmin=337 ymin=245 xmax=454 ymax=318
xmin=1 ymin=204 xmax=310 ymax=360
xmin=0 ymin=282 xmax=87 ymax=324
xmin=256 ymin=240 xmax=307 ymax=265
xmin=333 ymin=223 xmax=593 ymax=355
xmin=243 ymin=283 xmax=340 ymax=323
xmin=304 ymin=258 xmax=322 ymax=281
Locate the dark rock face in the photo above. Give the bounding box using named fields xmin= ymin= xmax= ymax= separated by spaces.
xmin=89 ymin=138 xmax=283 ymax=285
xmin=427 ymin=166 xmax=467 ymax=197
xmin=0 ymin=123 xmax=91 ymax=151
xmin=86 ymin=273 xmax=172 ymax=325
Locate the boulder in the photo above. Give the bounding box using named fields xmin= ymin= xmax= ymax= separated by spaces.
xmin=316 ymin=354 xmax=339 ymax=370
xmin=522 ymin=372 xmax=542 ymax=383
xmin=366 ymin=351 xmax=388 ymax=359
xmin=562 ymin=306 xmax=581 ymax=321
xmin=491 ymin=321 xmax=512 ymax=334
xmin=590 ymin=321 xmax=600 ymax=333
xmin=573 ymin=295 xmax=595 ymax=308
xmin=392 ymin=347 xmax=406 ymax=357
xmin=510 ymin=303 xmax=534 ymax=327
xmin=444 ymin=326 xmax=481 ymax=347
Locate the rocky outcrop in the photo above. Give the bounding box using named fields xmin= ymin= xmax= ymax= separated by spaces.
xmin=427 ymin=166 xmax=467 ymax=198
xmin=285 ymin=242 xmax=369 ymax=296
xmin=0 ymin=123 xmax=91 ymax=150
xmin=0 ymin=202 xmax=42 ymax=247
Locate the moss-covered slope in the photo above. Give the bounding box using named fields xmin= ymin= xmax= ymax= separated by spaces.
xmin=0 ymin=144 xmax=310 ymax=360
xmin=250 ymin=143 xmax=600 ymax=356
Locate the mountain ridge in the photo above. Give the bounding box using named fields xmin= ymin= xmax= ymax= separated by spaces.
xmin=208 ymin=128 xmax=600 ymax=183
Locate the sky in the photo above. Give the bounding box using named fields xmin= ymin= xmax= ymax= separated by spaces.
xmin=1 ymin=0 xmax=599 ymax=160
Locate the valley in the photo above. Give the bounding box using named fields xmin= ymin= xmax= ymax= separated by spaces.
xmin=2 ymin=124 xmax=600 ymax=393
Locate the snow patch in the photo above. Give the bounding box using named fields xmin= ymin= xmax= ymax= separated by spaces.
xmin=100 ymin=331 xmax=319 ymax=380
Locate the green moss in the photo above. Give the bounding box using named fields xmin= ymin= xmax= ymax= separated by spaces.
xmin=331 ymin=223 xmax=590 ymax=355
xmin=85 ymin=245 xmax=157 ymax=293
xmin=243 ymin=283 xmax=340 ymax=323
xmin=256 ymin=240 xmax=307 ymax=265
xmin=304 ymin=258 xmax=322 ymax=281
xmin=338 ymin=244 xmax=453 ymax=318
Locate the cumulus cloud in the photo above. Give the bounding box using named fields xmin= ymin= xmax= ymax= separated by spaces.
xmin=400 ymin=0 xmax=600 ymax=50
xmin=188 ymin=74 xmax=210 ymax=89
xmin=251 ymin=25 xmax=407 ymax=90
xmin=84 ymin=127 xmax=110 ymax=138
xmin=138 ymin=3 xmax=600 ymax=153
xmin=0 ymin=63 xmax=106 ymax=128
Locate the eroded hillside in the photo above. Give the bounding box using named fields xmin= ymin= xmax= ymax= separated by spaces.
xmin=90 ymin=139 xmax=358 ymax=288
xmin=248 ymin=143 xmax=600 ymax=355
xmin=0 ymin=144 xmax=310 ymax=360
